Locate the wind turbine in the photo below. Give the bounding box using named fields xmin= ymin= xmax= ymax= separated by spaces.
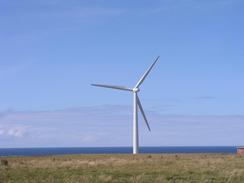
xmin=91 ymin=56 xmax=159 ymax=154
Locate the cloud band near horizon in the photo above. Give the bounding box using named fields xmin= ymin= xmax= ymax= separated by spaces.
xmin=0 ymin=105 xmax=243 ymax=148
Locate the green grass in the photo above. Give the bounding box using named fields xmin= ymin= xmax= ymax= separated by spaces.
xmin=1 ymin=154 xmax=244 ymax=182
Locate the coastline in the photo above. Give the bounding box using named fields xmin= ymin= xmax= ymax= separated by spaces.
xmin=0 ymin=146 xmax=237 ymax=157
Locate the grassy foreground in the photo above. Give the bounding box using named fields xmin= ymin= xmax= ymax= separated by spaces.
xmin=0 ymin=154 xmax=244 ymax=183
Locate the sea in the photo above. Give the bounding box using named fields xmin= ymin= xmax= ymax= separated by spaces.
xmin=0 ymin=147 xmax=237 ymax=157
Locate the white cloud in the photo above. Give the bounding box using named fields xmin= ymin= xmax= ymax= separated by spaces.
xmin=0 ymin=125 xmax=28 ymax=138
xmin=7 ymin=127 xmax=26 ymax=138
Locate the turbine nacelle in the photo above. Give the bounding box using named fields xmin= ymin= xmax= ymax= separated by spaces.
xmin=133 ymin=88 xmax=140 ymax=93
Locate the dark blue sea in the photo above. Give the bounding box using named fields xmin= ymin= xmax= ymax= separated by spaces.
xmin=0 ymin=147 xmax=237 ymax=157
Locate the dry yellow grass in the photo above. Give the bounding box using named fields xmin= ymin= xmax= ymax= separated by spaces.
xmin=1 ymin=154 xmax=244 ymax=182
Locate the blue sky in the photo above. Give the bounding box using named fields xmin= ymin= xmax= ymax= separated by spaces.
xmin=0 ymin=0 xmax=243 ymax=147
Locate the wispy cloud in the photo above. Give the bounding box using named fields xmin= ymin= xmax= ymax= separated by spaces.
xmin=136 ymin=0 xmax=242 ymax=16
xmin=195 ymin=96 xmax=216 ymax=100
xmin=0 ymin=105 xmax=244 ymax=147
xmin=0 ymin=109 xmax=15 ymax=119
xmin=0 ymin=3 xmax=127 ymax=38
xmin=33 ymin=6 xmax=126 ymax=21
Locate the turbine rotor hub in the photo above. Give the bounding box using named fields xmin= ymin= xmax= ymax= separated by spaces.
xmin=133 ymin=88 xmax=140 ymax=92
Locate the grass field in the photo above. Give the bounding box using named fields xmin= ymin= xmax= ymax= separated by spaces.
xmin=1 ymin=154 xmax=244 ymax=183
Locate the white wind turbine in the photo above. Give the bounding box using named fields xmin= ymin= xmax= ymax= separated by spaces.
xmin=91 ymin=56 xmax=159 ymax=154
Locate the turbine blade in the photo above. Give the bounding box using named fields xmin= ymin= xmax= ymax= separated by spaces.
xmin=91 ymin=84 xmax=133 ymax=92
xmin=137 ymin=96 xmax=151 ymax=131
xmin=135 ymin=56 xmax=160 ymax=88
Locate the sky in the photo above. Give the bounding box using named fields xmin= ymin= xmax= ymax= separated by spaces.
xmin=0 ymin=0 xmax=244 ymax=148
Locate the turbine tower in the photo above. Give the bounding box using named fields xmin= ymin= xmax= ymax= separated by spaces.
xmin=91 ymin=56 xmax=159 ymax=154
